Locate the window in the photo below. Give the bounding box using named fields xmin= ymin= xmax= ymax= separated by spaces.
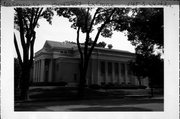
xmin=100 ymin=61 xmax=105 ymax=75
xmin=108 ymin=62 xmax=112 ymax=75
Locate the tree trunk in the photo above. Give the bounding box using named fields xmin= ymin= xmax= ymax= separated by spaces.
xmin=19 ymin=64 xmax=30 ymax=100
xmin=77 ymin=61 xmax=89 ymax=99
xmin=149 ymin=78 xmax=154 ymax=97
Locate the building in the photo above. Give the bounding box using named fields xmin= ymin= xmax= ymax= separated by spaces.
xmin=32 ymin=40 xmax=149 ymax=87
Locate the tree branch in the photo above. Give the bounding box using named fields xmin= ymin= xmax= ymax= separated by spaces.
xmin=33 ymin=8 xmax=43 ymax=29
xmin=29 ymin=8 xmax=35 ymax=32
xmin=30 ymin=32 xmax=36 ymax=66
xmin=88 ymin=8 xmax=100 ymax=32
xmin=84 ymin=8 xmax=90 ymax=61
xmin=87 ymin=8 xmax=116 ymax=59
xmin=14 ymin=33 xmax=23 ymax=66
xmin=76 ymin=27 xmax=84 ymax=66
xmin=17 ymin=8 xmax=26 ymax=49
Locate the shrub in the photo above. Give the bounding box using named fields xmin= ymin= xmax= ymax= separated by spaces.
xmin=101 ymin=83 xmax=147 ymax=89
xmin=30 ymin=81 xmax=67 ymax=86
xmin=89 ymin=84 xmax=101 ymax=89
xmin=138 ymin=85 xmax=147 ymax=89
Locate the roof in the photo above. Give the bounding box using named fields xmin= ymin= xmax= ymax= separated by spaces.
xmin=44 ymin=40 xmax=77 ymax=49
xmin=43 ymin=40 xmax=134 ymax=55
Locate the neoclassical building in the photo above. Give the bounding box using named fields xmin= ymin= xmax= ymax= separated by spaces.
xmin=32 ymin=40 xmax=148 ymax=87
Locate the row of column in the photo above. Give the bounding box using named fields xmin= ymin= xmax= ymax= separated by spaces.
xmin=33 ymin=59 xmax=45 ymax=82
xmin=96 ymin=61 xmax=129 ymax=85
xmin=33 ymin=59 xmax=53 ymax=83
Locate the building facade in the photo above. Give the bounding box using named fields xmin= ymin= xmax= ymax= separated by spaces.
xmin=32 ymin=40 xmax=149 ymax=87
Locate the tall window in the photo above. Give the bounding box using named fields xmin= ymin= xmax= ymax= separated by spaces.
xmin=108 ymin=62 xmax=112 ymax=75
xmin=100 ymin=61 xmax=105 ymax=76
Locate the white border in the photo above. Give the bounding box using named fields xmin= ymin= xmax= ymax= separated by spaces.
xmin=1 ymin=5 xmax=179 ymax=119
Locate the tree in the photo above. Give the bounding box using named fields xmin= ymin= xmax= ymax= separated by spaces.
xmin=107 ymin=44 xmax=113 ymax=49
xmin=126 ymin=8 xmax=163 ymax=50
xmin=14 ymin=7 xmax=54 ymax=100
xmin=127 ymin=8 xmax=164 ymax=96
xmin=96 ymin=41 xmax=106 ymax=48
xmin=55 ymin=8 xmax=132 ymax=98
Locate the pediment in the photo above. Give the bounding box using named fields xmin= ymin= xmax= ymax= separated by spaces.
xmin=43 ymin=41 xmax=52 ymax=50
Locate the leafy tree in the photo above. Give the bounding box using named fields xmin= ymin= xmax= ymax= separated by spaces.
xmin=55 ymin=8 xmax=132 ymax=97
xmin=127 ymin=8 xmax=164 ymax=96
xmin=126 ymin=8 xmax=163 ymax=50
xmin=107 ymin=44 xmax=113 ymax=49
xmin=96 ymin=41 xmax=106 ymax=48
xmin=14 ymin=7 xmax=53 ymax=100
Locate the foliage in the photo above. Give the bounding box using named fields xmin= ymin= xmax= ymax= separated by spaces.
xmin=127 ymin=8 xmax=164 ymax=88
xmin=96 ymin=41 xmax=106 ymax=48
xmin=130 ymin=53 xmax=164 ymax=88
xmin=126 ymin=8 xmax=163 ymax=55
xmin=107 ymin=44 xmax=113 ymax=49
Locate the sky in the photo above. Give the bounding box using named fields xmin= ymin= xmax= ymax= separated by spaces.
xmin=34 ymin=15 xmax=135 ymax=53
xmin=14 ymin=11 xmax=136 ymax=56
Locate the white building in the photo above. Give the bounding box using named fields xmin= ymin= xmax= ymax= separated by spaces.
xmin=32 ymin=40 xmax=149 ymax=87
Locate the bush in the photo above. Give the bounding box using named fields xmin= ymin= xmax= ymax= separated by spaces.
xmin=101 ymin=83 xmax=147 ymax=89
xmin=138 ymin=85 xmax=147 ymax=89
xmin=30 ymin=81 xmax=67 ymax=86
xmin=89 ymin=84 xmax=101 ymax=89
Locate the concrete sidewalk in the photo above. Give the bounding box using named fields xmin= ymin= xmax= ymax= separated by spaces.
xmin=15 ymin=96 xmax=163 ymax=111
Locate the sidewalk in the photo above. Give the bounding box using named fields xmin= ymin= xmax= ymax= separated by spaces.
xmin=15 ymin=96 xmax=163 ymax=111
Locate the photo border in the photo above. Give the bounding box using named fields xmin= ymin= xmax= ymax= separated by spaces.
xmin=1 ymin=1 xmax=179 ymax=119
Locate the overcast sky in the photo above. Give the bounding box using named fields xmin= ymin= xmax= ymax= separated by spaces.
xmin=14 ymin=12 xmax=135 ymax=56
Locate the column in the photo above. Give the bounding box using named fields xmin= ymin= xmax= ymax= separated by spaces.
xmin=118 ymin=63 xmax=121 ymax=84
xmin=51 ymin=59 xmax=55 ymax=82
xmin=48 ymin=59 xmax=53 ymax=82
xmin=125 ymin=63 xmax=128 ymax=84
xmin=33 ymin=62 xmax=36 ymax=82
xmin=104 ymin=61 xmax=107 ymax=84
xmin=40 ymin=59 xmax=45 ymax=82
xmin=91 ymin=61 xmax=94 ymax=84
xmin=35 ymin=61 xmax=37 ymax=82
xmin=34 ymin=62 xmax=36 ymax=82
xmin=105 ymin=61 xmax=108 ymax=84
xmin=37 ymin=61 xmax=39 ymax=82
xmin=38 ymin=60 xmax=40 ymax=82
xmin=112 ymin=62 xmax=115 ymax=83
xmin=97 ymin=60 xmax=100 ymax=84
